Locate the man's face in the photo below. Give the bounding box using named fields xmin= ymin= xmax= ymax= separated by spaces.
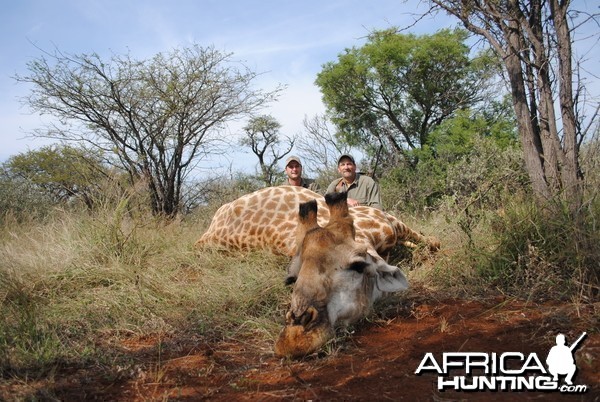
xmin=286 ymin=161 xmax=302 ymax=179
xmin=337 ymin=158 xmax=356 ymax=181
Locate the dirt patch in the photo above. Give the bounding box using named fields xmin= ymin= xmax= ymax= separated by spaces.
xmin=2 ymin=295 xmax=598 ymax=401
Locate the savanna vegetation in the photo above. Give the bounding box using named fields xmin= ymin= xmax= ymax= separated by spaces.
xmin=1 ymin=1 xmax=598 ymax=398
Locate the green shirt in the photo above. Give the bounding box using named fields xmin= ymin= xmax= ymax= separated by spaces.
xmin=326 ymin=174 xmax=382 ymax=209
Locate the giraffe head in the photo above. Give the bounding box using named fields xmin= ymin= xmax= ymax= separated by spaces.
xmin=274 ymin=192 xmax=408 ymax=358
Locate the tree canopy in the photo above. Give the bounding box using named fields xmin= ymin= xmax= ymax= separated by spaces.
xmin=4 ymin=145 xmax=108 ymax=209
xmin=15 ymin=45 xmax=280 ymax=217
xmin=315 ymin=28 xmax=498 ymax=171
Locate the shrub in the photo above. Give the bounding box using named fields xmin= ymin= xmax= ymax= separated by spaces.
xmin=481 ymin=194 xmax=600 ymax=299
xmin=381 ymin=135 xmax=526 ymax=215
xmin=0 ymin=167 xmax=54 ymax=224
xmin=385 ymin=132 xmax=599 ymax=300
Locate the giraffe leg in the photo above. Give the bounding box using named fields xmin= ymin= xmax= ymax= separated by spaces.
xmin=389 ymin=214 xmax=440 ymax=251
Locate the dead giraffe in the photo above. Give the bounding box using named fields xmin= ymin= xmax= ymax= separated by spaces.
xmin=196 ymin=186 xmax=440 ymax=357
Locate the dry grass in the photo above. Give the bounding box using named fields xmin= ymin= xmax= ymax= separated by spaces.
xmin=397 ymin=186 xmax=600 ymax=302
xmin=0 ymin=203 xmax=290 ymax=377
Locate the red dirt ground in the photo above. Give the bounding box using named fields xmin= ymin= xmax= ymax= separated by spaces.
xmin=2 ymin=292 xmax=598 ymax=401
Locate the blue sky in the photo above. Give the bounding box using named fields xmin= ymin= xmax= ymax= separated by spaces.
xmin=0 ymin=0 xmax=451 ymax=173
xmin=1 ymin=1 xmax=597 ymax=175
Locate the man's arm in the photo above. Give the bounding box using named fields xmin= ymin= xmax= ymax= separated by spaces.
xmin=365 ymin=177 xmax=382 ymax=209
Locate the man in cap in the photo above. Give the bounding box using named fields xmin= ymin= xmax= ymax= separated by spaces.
xmin=326 ymin=154 xmax=382 ymax=209
xmin=282 ymin=156 xmax=320 ymax=192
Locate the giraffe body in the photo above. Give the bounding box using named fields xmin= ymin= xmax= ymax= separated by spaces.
xmin=196 ymin=186 xmax=439 ymax=256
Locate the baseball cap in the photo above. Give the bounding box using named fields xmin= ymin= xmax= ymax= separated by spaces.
xmin=337 ymin=154 xmax=356 ymax=165
xmin=285 ymin=156 xmax=302 ymax=167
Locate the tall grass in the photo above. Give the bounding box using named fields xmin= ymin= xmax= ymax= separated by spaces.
xmin=403 ymin=212 xmax=596 ymax=306
xmin=411 ymin=183 xmax=600 ymax=301
xmin=392 ymin=136 xmax=600 ymax=301
xmin=0 ymin=199 xmax=290 ymax=377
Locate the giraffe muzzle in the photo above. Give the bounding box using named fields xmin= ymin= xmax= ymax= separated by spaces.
xmin=274 ymin=306 xmax=334 ymax=358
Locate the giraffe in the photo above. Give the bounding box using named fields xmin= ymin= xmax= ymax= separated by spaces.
xmin=195 ymin=186 xmax=440 ymax=258
xmin=196 ymin=186 xmax=440 ymax=357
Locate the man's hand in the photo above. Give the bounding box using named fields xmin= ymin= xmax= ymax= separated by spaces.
xmin=347 ymin=198 xmax=360 ymax=207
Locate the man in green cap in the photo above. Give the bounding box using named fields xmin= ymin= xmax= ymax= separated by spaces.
xmin=326 ymin=154 xmax=381 ymax=209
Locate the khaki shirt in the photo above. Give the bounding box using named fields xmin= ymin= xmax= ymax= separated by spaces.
xmin=326 ymin=174 xmax=382 ymax=209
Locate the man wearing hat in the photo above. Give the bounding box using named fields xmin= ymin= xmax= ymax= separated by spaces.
xmin=282 ymin=156 xmax=321 ymax=192
xmin=326 ymin=154 xmax=382 ymax=209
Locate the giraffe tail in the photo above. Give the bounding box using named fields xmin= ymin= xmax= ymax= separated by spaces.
xmin=387 ymin=213 xmax=440 ymax=252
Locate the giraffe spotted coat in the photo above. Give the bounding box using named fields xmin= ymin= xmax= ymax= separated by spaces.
xmin=196 ymin=186 xmax=439 ymax=257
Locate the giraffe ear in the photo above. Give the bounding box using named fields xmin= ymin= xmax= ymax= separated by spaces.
xmin=295 ymin=200 xmax=319 ymax=251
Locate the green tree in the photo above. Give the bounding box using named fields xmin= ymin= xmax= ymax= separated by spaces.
xmin=382 ymin=99 xmax=521 ymax=212
xmin=0 ymin=165 xmax=53 ymax=222
xmin=429 ymin=1 xmax=597 ymax=212
xmin=426 ymin=96 xmax=519 ymax=161
xmin=240 ymin=115 xmax=294 ymax=186
xmin=315 ymin=28 xmax=497 ymax=172
xmin=4 ymin=145 xmax=109 ymax=209
xmin=15 ymin=45 xmax=280 ymax=217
